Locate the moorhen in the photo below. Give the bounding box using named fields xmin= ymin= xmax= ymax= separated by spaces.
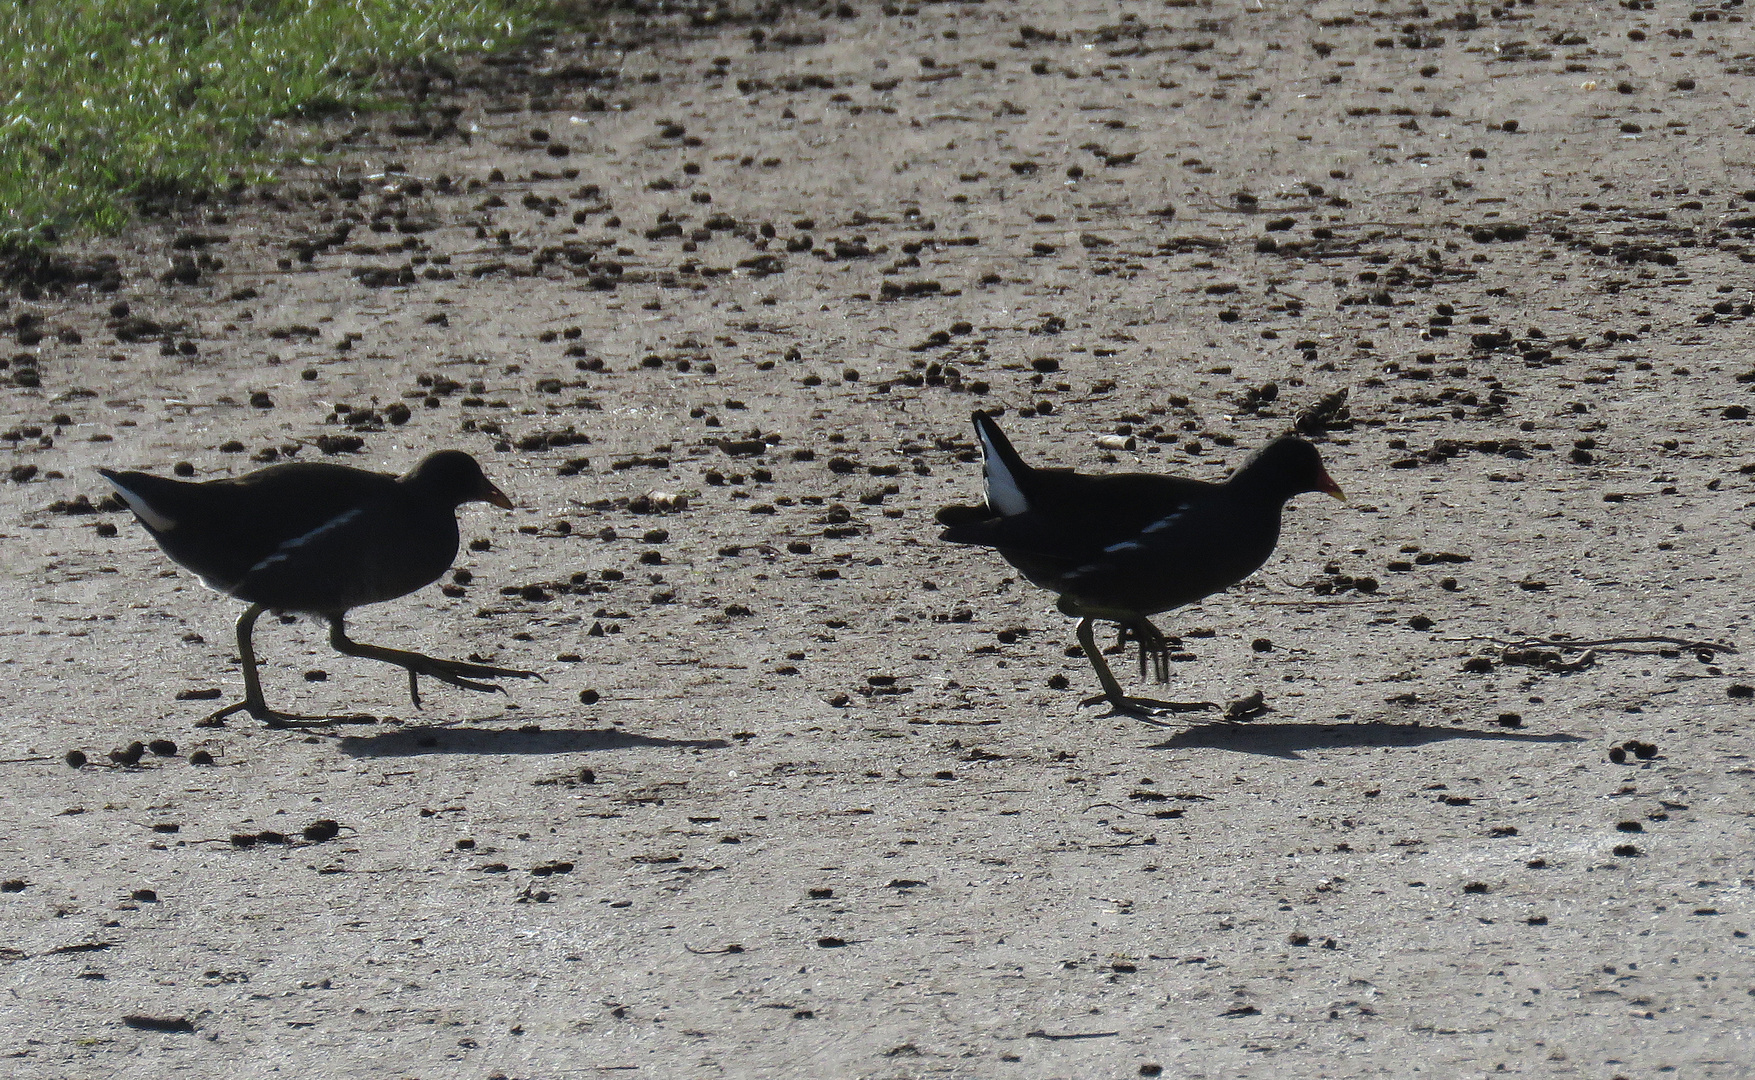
xmin=937 ymin=411 xmax=1344 ymax=719
xmin=101 ymin=450 xmax=539 ymax=726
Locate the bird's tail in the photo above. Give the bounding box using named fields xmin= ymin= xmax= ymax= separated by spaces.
xmin=972 ymin=410 xmax=1030 ymax=516
xmin=98 ymin=469 xmax=179 ymax=532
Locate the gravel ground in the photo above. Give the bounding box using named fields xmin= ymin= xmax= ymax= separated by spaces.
xmin=4 ymin=0 xmax=1755 ymax=1076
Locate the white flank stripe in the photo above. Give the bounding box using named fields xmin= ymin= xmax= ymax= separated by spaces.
xmin=1140 ymin=509 xmax=1186 ymax=533
xmin=1103 ymin=540 xmax=1143 ymax=554
xmin=104 ymin=476 xmax=178 ymax=532
xmin=980 ymin=427 xmax=1028 ymax=516
xmin=242 ymin=507 xmax=365 ymax=581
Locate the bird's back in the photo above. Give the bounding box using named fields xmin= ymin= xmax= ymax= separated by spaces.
xmin=943 ymin=469 xmax=1280 ymax=615
xmin=940 ymin=468 xmax=1209 ymax=560
xmin=102 ymin=462 xmax=461 ymax=612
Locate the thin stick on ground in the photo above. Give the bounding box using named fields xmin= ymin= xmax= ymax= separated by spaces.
xmin=1445 ymin=634 xmax=1737 ymax=654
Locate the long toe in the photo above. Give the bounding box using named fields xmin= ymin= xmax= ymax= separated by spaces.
xmin=196 ymin=700 xmax=256 ymax=728
xmin=1079 ymin=692 xmax=1219 ymax=718
xmin=391 ymin=651 xmax=544 ymax=702
xmin=260 ymin=711 xmax=379 ymax=729
xmin=199 ymin=702 xmax=376 ymax=729
xmin=333 ymin=635 xmax=541 ymax=692
xmin=1079 ymin=693 xmax=1173 ymax=723
xmin=457 ymin=661 xmax=541 ymax=681
xmin=1141 ymin=642 xmax=1171 ymax=684
xmin=419 ymin=668 xmax=512 ymax=695
xmin=1127 ymin=696 xmax=1220 ymax=713
xmin=417 ymin=655 xmax=542 ymax=683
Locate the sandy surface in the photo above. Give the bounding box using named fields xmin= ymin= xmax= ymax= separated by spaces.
xmin=4 ymin=0 xmax=1755 ymax=1075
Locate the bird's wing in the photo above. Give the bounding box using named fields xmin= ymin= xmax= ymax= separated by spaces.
xmin=103 ymin=464 xmax=397 ymax=591
xmin=225 ymin=499 xmax=452 ymax=609
xmin=941 ymin=471 xmax=1213 ymax=564
xmin=1047 ymin=498 xmax=1282 ymax=612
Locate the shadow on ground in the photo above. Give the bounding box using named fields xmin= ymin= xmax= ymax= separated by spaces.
xmin=1147 ymin=722 xmax=1585 ymax=760
xmin=335 ymin=725 xmax=731 ymax=758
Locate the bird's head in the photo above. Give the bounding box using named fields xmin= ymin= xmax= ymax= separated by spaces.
xmin=405 ymin=450 xmax=515 ymax=509
xmin=1234 ymin=436 xmax=1346 ymax=503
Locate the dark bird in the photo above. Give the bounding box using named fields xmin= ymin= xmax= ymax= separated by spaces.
xmin=937 ymin=411 xmax=1344 ymax=720
xmin=101 ymin=450 xmax=539 ymax=726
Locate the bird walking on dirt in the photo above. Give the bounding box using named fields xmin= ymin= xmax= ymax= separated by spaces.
xmin=937 ymin=411 xmax=1344 ymax=720
xmin=101 ymin=450 xmax=539 ymax=727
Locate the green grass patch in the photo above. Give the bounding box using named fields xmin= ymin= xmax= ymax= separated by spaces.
xmin=0 ymin=0 xmax=546 ymax=246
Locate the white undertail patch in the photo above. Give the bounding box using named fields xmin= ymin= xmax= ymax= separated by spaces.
xmin=980 ymin=425 xmax=1028 ymax=516
xmin=103 ymin=475 xmax=178 ymax=533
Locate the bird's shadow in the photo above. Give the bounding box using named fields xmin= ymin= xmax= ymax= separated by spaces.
xmin=334 ymin=724 xmax=730 ymax=759
xmin=1146 ymin=721 xmax=1584 ymax=760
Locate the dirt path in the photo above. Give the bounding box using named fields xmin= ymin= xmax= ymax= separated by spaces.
xmin=4 ymin=0 xmax=1755 ymax=1075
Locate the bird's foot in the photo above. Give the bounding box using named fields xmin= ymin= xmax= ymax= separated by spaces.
xmin=327 ymin=629 xmax=542 ymax=709
xmin=1079 ymin=693 xmax=1220 ymax=721
xmin=377 ymin=653 xmax=543 ymax=710
xmin=400 ymin=654 xmax=542 ymax=697
xmin=197 ymin=700 xmax=377 ymax=729
xmin=1116 ymin=623 xmax=1173 ymax=684
xmin=261 ymin=711 xmax=380 ymax=730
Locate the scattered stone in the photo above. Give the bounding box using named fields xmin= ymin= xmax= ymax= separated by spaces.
xmin=122 ymin=1015 xmax=194 ymax=1033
